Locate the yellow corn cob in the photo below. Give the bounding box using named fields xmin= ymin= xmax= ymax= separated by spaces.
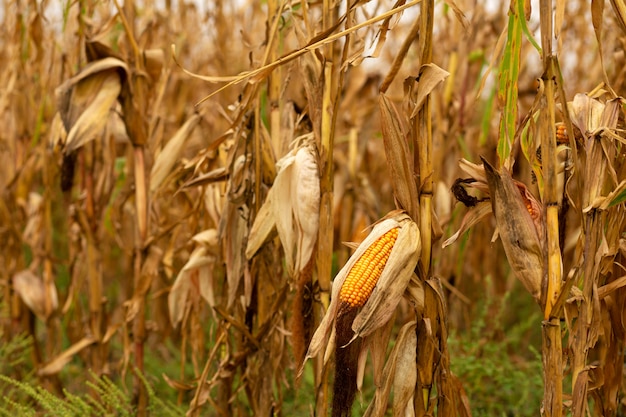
xmin=555 ymin=123 xmax=568 ymax=145
xmin=339 ymin=227 xmax=399 ymax=307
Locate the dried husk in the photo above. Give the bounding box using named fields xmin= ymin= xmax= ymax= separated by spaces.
xmin=482 ymin=158 xmax=544 ymax=301
xmin=55 ymin=57 xmax=128 ymax=153
xmin=272 ymin=152 xmax=297 ymax=275
xmin=351 ymin=219 xmax=421 ymax=338
xmin=567 ymin=94 xmax=622 ymax=210
xmin=363 ymin=321 xmax=417 ymax=417
xmin=246 ymin=136 xmax=320 ymax=277
xmin=292 ymin=141 xmax=320 ymax=273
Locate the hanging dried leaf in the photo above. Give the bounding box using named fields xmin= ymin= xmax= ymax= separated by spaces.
xmin=410 ymin=63 xmax=450 ymax=118
xmin=245 ymin=189 xmax=277 ymax=259
xmin=379 ymin=94 xmax=419 ymax=219
xmin=363 ymin=321 xmax=417 ymax=417
xmin=150 ymin=113 xmax=201 ymax=192
xmin=292 ymin=141 xmax=320 ymax=273
xmin=392 ymin=323 xmax=418 ymax=416
xmin=168 ymin=245 xmax=217 ymax=328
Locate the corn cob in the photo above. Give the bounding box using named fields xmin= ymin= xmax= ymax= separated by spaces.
xmin=555 ymin=123 xmax=568 ymax=145
xmin=339 ymin=227 xmax=399 ymax=307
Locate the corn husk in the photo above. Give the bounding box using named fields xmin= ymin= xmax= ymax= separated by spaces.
xmin=482 ymin=158 xmax=544 ymax=300
xmin=246 ymin=135 xmax=320 ymax=277
xmin=13 ymin=269 xmax=58 ymax=321
xmin=304 ymin=211 xmax=421 ymax=364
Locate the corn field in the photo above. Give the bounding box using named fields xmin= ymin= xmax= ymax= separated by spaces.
xmin=1 ymin=0 xmax=626 ymax=416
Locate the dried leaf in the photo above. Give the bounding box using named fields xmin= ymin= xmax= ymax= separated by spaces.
xmin=568 ymin=93 xmax=608 ymax=139
xmin=363 ymin=321 xmax=417 ymax=417
xmin=150 ymin=113 xmax=201 ymax=192
xmin=379 ymin=94 xmax=419 ymax=219
xmin=410 ymin=64 xmax=450 ymax=118
xmin=392 ymin=324 xmax=417 ymax=416
xmin=610 ymin=0 xmax=626 ymax=35
xmin=583 ymin=179 xmax=626 ymax=212
xmin=272 ymin=152 xmax=297 ymax=275
xmin=442 ymin=201 xmax=492 ymax=248
xmin=22 ymin=192 xmax=43 ymax=248
xmin=246 ymin=190 xmax=277 ymax=259
xmin=168 ymin=247 xmax=216 ymax=327
xmin=598 ymin=275 xmax=626 ymax=299
xmin=38 ymin=336 xmax=96 ymax=376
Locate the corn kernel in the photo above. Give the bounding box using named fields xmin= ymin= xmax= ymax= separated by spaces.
xmin=339 ymin=228 xmax=399 ymax=307
xmin=556 ymin=123 xmax=569 ymax=145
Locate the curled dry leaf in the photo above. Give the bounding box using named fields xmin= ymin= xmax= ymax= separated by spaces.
xmin=150 ymin=113 xmax=201 ymax=192
xmin=392 ymin=321 xmax=418 ymax=416
xmin=13 ymin=269 xmax=58 ymax=321
xmin=217 ymin=153 xmax=252 ymax=308
xmin=168 ymin=230 xmax=220 ymax=328
xmin=568 ymin=94 xmax=623 ymax=210
xmin=442 ymin=200 xmax=492 ymax=248
xmin=410 ymin=63 xmax=450 ymax=118
xmin=292 ymin=141 xmax=321 ymax=272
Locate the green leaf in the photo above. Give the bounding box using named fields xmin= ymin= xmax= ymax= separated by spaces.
xmin=497 ymin=1 xmax=523 ymax=164
xmin=608 ymin=188 xmax=626 ymax=207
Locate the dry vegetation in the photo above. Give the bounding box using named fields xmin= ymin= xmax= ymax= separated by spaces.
xmin=1 ymin=0 xmax=626 ymax=416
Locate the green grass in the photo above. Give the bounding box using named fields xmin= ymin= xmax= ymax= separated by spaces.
xmin=448 ymin=280 xmax=544 ymax=417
